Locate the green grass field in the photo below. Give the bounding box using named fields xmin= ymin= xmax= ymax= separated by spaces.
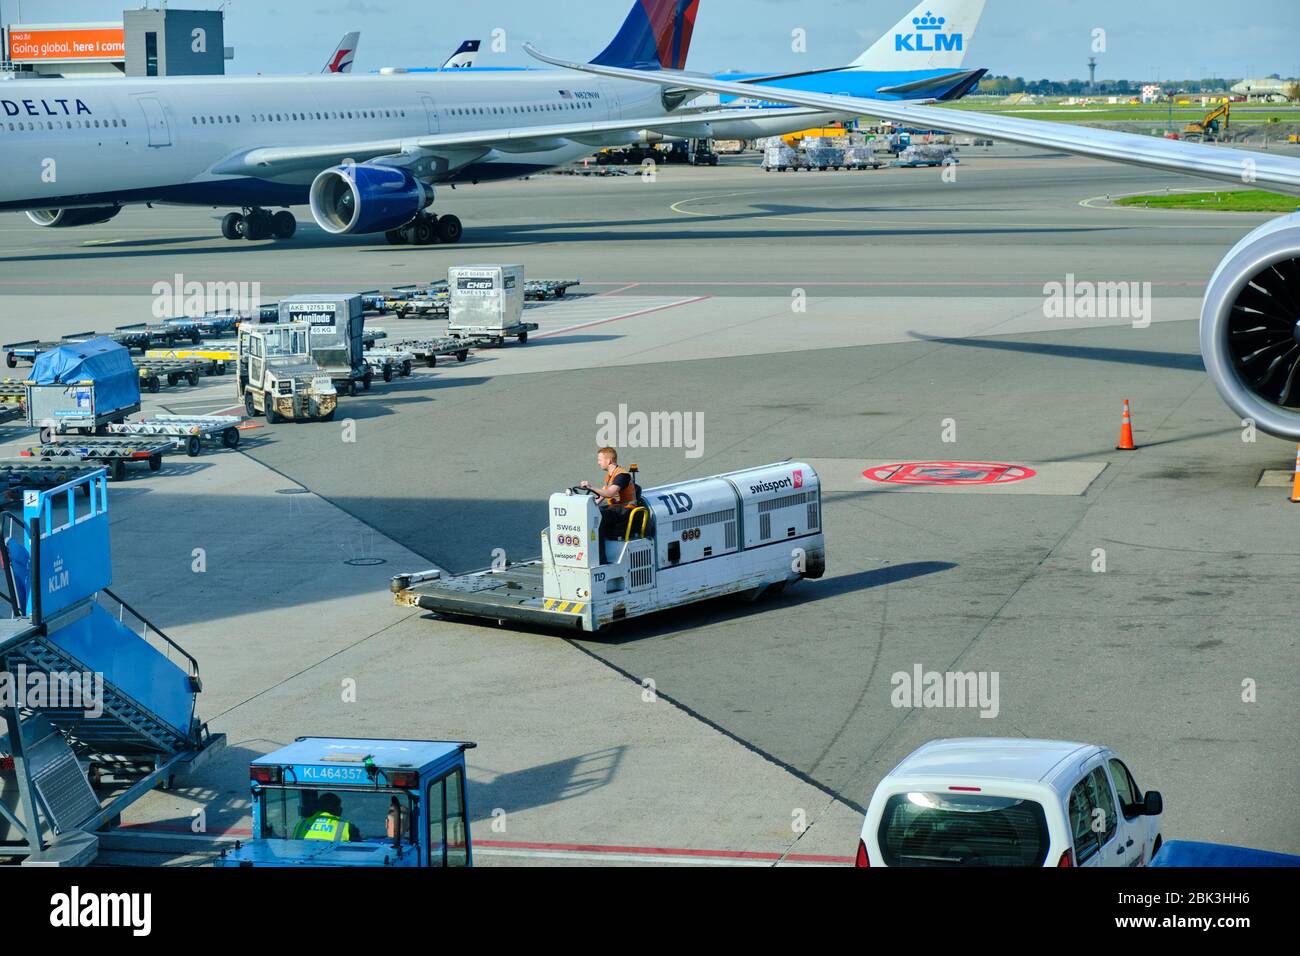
xmin=1114 ymin=190 xmax=1300 ymax=212
xmin=942 ymin=101 xmax=1300 ymax=124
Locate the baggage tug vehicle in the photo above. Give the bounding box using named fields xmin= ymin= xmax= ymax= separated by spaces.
xmin=392 ymin=462 xmax=826 ymax=633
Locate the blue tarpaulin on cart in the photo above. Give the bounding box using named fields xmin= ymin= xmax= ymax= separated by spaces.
xmin=30 ymin=337 xmax=140 ymax=413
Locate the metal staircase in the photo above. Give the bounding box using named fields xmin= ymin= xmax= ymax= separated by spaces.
xmin=0 ymin=471 xmax=224 ymax=865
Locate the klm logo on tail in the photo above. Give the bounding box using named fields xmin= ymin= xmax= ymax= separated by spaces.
xmin=896 ymin=11 xmax=963 ymax=53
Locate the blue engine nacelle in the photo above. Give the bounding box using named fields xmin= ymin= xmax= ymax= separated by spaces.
xmin=309 ymin=163 xmax=431 ymax=235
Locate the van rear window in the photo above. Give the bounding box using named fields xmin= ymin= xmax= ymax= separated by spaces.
xmin=878 ymin=792 xmax=1050 ymax=867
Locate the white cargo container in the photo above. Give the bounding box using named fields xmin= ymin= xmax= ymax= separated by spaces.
xmin=447 ymin=265 xmax=536 ymax=344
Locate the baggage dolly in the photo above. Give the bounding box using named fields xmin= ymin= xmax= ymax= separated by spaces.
xmin=364 ymin=347 xmax=416 ymax=382
xmin=524 ymin=279 xmax=581 ymax=300
xmin=0 ymin=459 xmax=102 ymax=500
xmin=132 ymin=357 xmax=206 ymax=392
xmin=25 ymin=436 xmax=172 ymax=481
xmin=145 ymin=345 xmax=237 ymax=376
xmin=0 ymin=380 xmax=28 ymax=405
xmin=112 ymin=321 xmax=203 ymax=352
xmin=454 ymin=321 xmax=538 ymax=347
xmin=165 ymin=313 xmax=241 ymax=337
xmin=396 ymin=338 xmax=474 ymax=367
xmin=106 ymin=414 xmax=243 ymax=456
xmin=3 ymin=332 xmax=97 ymax=369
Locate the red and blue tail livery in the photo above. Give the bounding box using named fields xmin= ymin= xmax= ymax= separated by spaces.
xmin=591 ymin=0 xmax=699 ymax=70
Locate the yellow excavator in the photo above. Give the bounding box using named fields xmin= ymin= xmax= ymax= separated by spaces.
xmin=1183 ymin=103 xmax=1230 ymax=142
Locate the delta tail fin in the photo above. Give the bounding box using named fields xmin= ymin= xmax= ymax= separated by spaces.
xmin=851 ymin=0 xmax=985 ymax=71
xmin=590 ymin=0 xmax=701 ymax=70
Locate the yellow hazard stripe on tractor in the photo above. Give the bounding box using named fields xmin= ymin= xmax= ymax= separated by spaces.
xmin=544 ymin=600 xmax=585 ymax=614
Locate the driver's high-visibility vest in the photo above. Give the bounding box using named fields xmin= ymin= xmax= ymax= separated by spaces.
xmin=602 ymin=466 xmax=636 ymax=511
xmin=294 ymin=812 xmax=351 ymax=842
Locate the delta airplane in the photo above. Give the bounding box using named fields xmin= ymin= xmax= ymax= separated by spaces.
xmin=0 ymin=0 xmax=829 ymax=245
xmin=527 ymin=43 xmax=1300 ymax=445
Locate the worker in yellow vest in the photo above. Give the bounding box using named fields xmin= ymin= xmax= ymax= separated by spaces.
xmin=293 ymin=792 xmax=359 ymax=842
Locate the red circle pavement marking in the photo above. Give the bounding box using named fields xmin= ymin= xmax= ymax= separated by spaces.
xmin=864 ymin=461 xmax=1038 ymax=486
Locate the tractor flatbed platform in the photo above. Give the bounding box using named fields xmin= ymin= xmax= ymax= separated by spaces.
xmin=392 ymin=561 xmax=586 ymax=631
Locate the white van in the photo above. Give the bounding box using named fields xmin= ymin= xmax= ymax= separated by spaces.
xmin=856 ymin=738 xmax=1164 ymax=867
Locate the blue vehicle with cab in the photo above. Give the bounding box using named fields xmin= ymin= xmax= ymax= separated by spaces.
xmin=217 ymin=737 xmax=475 ymax=867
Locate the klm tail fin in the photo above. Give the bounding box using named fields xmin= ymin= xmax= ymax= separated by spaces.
xmin=591 ymin=0 xmax=701 ymax=70
xmin=852 ymin=0 xmax=985 ymax=71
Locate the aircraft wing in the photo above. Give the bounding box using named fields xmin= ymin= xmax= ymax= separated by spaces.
xmin=523 ymin=44 xmax=1300 ymax=197
xmin=209 ymin=105 xmax=833 ymax=178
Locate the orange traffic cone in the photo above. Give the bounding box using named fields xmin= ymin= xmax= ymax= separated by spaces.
xmin=1115 ymin=400 xmax=1136 ymax=451
xmin=1289 ymin=445 xmax=1300 ymax=503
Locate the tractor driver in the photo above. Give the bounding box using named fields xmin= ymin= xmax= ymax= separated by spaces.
xmin=293 ymin=791 xmax=361 ymax=843
xmin=581 ymin=446 xmax=637 ymax=543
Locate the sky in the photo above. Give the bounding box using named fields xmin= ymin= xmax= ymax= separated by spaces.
xmin=6 ymin=0 xmax=1299 ymax=82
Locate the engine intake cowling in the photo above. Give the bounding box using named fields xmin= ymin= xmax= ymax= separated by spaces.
xmin=1201 ymin=213 xmax=1300 ymax=440
xmin=26 ymin=206 xmax=122 ymax=228
xmin=309 ymin=163 xmax=430 ymax=236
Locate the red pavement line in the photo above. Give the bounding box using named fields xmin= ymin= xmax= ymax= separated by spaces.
xmin=115 ymin=823 xmax=852 ymax=864
xmin=533 ymin=295 xmax=710 ymax=340
xmin=476 ymin=839 xmax=852 ymax=864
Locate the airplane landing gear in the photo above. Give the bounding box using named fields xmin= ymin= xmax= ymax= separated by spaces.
xmin=385 ymin=213 xmax=463 ymax=246
xmin=221 ymin=208 xmax=297 ymax=241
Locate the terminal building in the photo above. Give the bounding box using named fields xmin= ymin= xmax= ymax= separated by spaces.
xmin=1 ymin=7 xmax=231 ymax=79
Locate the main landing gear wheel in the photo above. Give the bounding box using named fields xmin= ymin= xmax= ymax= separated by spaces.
xmin=243 ymin=211 xmax=271 ymax=241
xmin=225 ymin=207 xmax=293 ymax=241
xmin=271 ymin=211 xmax=297 ymax=240
xmin=221 ymin=212 xmax=243 ymax=240
xmin=385 ymin=228 xmax=409 ymax=245
xmin=436 ymin=215 xmax=462 ymax=244
xmin=411 ymin=217 xmax=437 ymax=246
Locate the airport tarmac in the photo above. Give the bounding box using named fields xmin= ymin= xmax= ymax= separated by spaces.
xmin=2 ymin=145 xmax=1297 ymax=864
